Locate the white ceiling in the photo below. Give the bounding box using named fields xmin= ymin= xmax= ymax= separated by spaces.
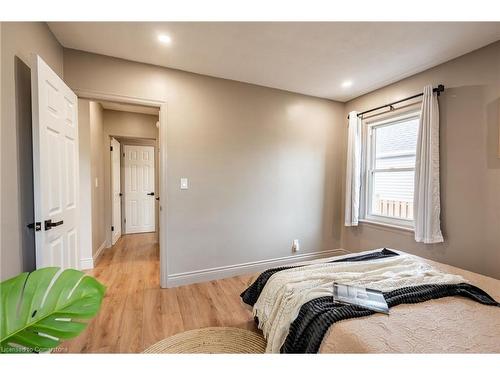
xmin=48 ymin=22 xmax=500 ymax=102
xmin=99 ymin=100 xmax=159 ymax=115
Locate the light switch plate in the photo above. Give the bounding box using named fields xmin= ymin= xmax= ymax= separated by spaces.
xmin=180 ymin=178 xmax=189 ymax=190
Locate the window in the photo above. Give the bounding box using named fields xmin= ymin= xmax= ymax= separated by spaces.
xmin=361 ymin=112 xmax=419 ymax=229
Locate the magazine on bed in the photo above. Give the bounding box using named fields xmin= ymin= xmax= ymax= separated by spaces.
xmin=332 ymin=282 xmax=389 ymax=314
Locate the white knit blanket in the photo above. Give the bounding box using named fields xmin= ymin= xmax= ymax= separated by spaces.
xmin=253 ymin=253 xmax=466 ymax=353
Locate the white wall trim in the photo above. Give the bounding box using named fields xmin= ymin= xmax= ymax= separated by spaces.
xmin=74 ymin=89 xmax=164 ymax=107
xmin=81 ymin=240 xmax=107 ymax=270
xmin=80 ymin=257 xmax=94 ymax=270
xmin=166 ymin=248 xmax=350 ymax=288
xmin=93 ymin=240 xmax=107 ymax=264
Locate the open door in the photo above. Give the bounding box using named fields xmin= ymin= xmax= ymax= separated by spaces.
xmin=31 ymin=55 xmax=79 ymax=269
xmin=111 ymin=137 xmax=122 ymax=244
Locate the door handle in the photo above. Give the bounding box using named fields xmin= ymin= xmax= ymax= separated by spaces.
xmin=147 ymin=192 xmax=155 ymax=196
xmin=44 ymin=219 xmax=64 ymax=230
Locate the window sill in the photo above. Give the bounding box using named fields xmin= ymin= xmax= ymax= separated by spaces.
xmin=358 ymin=219 xmax=414 ymax=233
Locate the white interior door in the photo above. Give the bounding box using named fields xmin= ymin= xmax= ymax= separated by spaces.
xmin=124 ymin=145 xmax=155 ymax=234
xmin=31 ymin=55 xmax=79 ymax=269
xmin=111 ymin=138 xmax=122 ymax=244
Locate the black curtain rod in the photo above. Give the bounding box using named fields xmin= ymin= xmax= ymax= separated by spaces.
xmin=347 ymin=84 xmax=445 ymax=120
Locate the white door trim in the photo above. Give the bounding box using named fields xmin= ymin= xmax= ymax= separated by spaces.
xmin=111 ymin=137 xmax=122 ymax=244
xmin=74 ymin=89 xmax=168 ymax=288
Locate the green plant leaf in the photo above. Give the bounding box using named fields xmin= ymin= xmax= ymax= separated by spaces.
xmin=0 ymin=267 xmax=105 ymax=353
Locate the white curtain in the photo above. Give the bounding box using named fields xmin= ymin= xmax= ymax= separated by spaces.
xmin=344 ymin=111 xmax=362 ymax=226
xmin=414 ymin=85 xmax=444 ymax=243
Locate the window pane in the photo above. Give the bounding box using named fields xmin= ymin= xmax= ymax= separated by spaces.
xmin=375 ymin=117 xmax=418 ymax=169
xmin=371 ymin=170 xmax=414 ymax=220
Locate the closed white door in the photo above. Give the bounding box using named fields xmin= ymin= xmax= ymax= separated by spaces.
xmin=124 ymin=145 xmax=155 ymax=234
xmin=111 ymin=138 xmax=122 ymax=244
xmin=31 ymin=55 xmax=79 ymax=269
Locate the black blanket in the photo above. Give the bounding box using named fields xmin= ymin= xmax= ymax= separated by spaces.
xmin=240 ymin=249 xmax=500 ymax=354
xmin=281 ymin=283 xmax=499 ymax=353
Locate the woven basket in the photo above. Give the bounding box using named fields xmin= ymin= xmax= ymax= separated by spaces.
xmin=143 ymin=327 xmax=266 ymax=354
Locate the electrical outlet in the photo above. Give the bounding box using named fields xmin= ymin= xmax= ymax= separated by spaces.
xmin=292 ymin=239 xmax=300 ymax=252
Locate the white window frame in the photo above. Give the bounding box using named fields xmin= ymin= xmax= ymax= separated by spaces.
xmin=360 ymin=111 xmax=420 ymax=230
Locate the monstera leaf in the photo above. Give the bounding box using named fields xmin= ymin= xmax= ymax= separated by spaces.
xmin=0 ymin=267 xmax=105 ymax=353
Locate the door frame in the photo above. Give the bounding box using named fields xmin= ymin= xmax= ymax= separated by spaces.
xmin=110 ymin=137 xmax=122 ymax=245
xmin=75 ymin=89 xmax=168 ymax=288
xmin=108 ymin=136 xmax=158 ymax=245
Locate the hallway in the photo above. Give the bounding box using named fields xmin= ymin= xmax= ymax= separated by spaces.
xmin=60 ymin=233 xmax=257 ymax=353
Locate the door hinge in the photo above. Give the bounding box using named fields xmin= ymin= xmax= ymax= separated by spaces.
xmin=124 ymin=218 xmax=126 ymax=224
xmin=111 ymin=225 xmax=114 ymax=231
xmin=110 ymin=146 xmax=113 ymax=151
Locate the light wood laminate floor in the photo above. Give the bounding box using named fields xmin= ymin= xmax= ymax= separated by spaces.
xmin=60 ymin=233 xmax=257 ymax=353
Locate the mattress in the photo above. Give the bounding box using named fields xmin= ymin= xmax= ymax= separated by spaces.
xmin=318 ymin=252 xmax=500 ymax=353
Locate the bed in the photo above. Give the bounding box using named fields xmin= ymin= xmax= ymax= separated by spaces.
xmin=241 ymin=249 xmax=500 ymax=354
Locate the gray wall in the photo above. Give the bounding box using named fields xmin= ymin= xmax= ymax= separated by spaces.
xmin=2 ymin=23 xmax=497 ymax=283
xmin=63 ymin=49 xmax=345 ymax=277
xmin=1 ymin=22 xmax=64 ymax=280
xmin=341 ymin=41 xmax=500 ymax=279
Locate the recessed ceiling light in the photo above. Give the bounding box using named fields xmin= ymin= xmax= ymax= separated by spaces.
xmin=158 ymin=34 xmax=172 ymax=44
xmin=341 ymin=80 xmax=353 ymax=88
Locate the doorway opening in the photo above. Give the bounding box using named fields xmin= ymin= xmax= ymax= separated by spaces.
xmin=81 ymin=97 xmax=164 ymax=285
xmin=111 ymin=137 xmax=159 ymax=242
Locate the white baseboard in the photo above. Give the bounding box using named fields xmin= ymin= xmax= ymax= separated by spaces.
xmin=80 ymin=257 xmax=94 ymax=270
xmin=93 ymin=240 xmax=108 ymax=264
xmin=81 ymin=241 xmax=107 ymax=270
xmin=166 ymin=248 xmax=350 ymax=288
